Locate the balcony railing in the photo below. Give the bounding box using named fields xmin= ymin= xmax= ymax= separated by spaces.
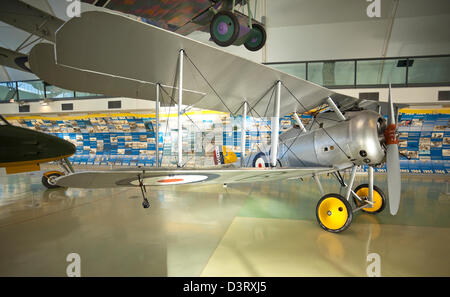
xmin=0 ymin=80 xmax=104 ymax=103
xmin=264 ymin=54 xmax=450 ymax=89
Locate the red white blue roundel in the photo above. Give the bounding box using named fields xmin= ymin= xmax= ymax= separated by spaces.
xmin=129 ymin=175 xmax=209 ymax=186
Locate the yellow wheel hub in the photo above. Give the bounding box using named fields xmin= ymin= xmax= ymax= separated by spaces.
xmin=317 ymin=197 xmax=349 ymax=231
xmin=355 ymin=188 xmax=383 ymax=213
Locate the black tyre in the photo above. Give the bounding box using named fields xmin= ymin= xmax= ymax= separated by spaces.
xmin=244 ymin=23 xmax=266 ymax=51
xmin=42 ymin=171 xmax=63 ymax=189
xmin=316 ymin=193 xmax=353 ymax=233
xmin=210 ymin=11 xmax=240 ymax=47
xmin=352 ymin=184 xmax=386 ymax=214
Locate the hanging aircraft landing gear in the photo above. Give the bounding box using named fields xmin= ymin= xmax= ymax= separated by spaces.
xmin=244 ymin=23 xmax=266 ymax=51
xmin=42 ymin=171 xmax=64 ymax=189
xmin=210 ymin=10 xmax=240 ymax=47
xmin=316 ymin=193 xmax=353 ymax=233
xmin=352 ymin=184 xmax=386 ymax=214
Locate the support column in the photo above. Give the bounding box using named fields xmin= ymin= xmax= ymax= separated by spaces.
xmin=177 ymin=50 xmax=184 ymax=168
xmin=241 ymin=101 xmax=247 ymax=167
xmin=155 ymin=83 xmax=160 ymax=167
xmin=270 ymin=81 xmax=281 ymax=167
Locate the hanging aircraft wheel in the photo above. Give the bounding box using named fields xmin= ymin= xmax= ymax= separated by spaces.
xmin=210 ymin=11 xmax=240 ymax=47
xmin=316 ymin=194 xmax=353 ymax=233
xmin=352 ymin=184 xmax=386 ymax=214
xmin=244 ymin=23 xmax=267 ymax=51
xmin=42 ymin=171 xmax=63 ymax=189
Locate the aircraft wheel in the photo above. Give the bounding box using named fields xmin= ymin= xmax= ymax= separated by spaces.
xmin=42 ymin=171 xmax=63 ymax=189
xmin=352 ymin=184 xmax=386 ymax=214
xmin=316 ymin=193 xmax=353 ymax=233
xmin=210 ymin=11 xmax=240 ymax=47
xmin=244 ymin=23 xmax=266 ymax=51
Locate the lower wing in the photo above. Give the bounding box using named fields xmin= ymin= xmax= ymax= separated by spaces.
xmin=55 ymin=167 xmax=336 ymax=188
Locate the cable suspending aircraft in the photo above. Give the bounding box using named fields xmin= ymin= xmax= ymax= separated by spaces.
xmin=25 ymin=10 xmax=404 ymax=233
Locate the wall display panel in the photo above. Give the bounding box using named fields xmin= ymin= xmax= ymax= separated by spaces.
xmin=6 ymin=109 xmax=450 ymax=173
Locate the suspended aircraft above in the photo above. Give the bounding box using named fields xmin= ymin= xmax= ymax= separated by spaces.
xmin=82 ymin=0 xmax=267 ymax=51
xmin=27 ymin=11 xmax=404 ymax=233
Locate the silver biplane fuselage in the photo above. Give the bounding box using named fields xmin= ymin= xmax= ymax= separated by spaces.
xmin=277 ymin=110 xmax=387 ymax=169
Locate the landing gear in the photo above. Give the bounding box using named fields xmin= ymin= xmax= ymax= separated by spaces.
xmin=353 ymin=184 xmax=386 ymax=214
xmin=210 ymin=11 xmax=240 ymax=47
xmin=316 ymin=194 xmax=353 ymax=233
xmin=42 ymin=171 xmax=63 ymax=189
xmin=41 ymin=158 xmax=75 ymax=189
xmin=138 ymin=174 xmax=150 ymax=209
xmin=314 ymin=166 xmax=387 ymax=233
xmin=244 ymin=23 xmax=266 ymax=52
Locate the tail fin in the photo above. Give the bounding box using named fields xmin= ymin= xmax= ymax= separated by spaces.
xmin=213 ymin=146 xmax=238 ymax=165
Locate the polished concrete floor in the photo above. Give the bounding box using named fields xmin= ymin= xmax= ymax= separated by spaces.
xmin=0 ymin=168 xmax=449 ymax=276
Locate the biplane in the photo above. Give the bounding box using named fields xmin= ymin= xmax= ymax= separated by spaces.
xmin=26 ymin=10 xmax=403 ymax=233
xmin=82 ymin=0 xmax=267 ymax=51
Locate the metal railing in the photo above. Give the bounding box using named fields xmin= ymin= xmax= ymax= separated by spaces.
xmin=264 ymin=54 xmax=450 ymax=89
xmin=0 ymin=79 xmax=105 ymax=103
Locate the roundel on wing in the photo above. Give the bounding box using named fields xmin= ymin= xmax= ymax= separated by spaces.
xmin=129 ymin=175 xmax=209 ymax=186
xmin=253 ymin=152 xmax=268 ymax=168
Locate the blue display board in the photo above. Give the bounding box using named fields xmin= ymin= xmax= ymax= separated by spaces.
xmin=12 ymin=111 xmax=450 ymax=173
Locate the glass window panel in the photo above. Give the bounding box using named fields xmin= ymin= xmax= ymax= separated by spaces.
xmin=0 ymin=82 xmax=17 ymax=102
xmin=357 ymin=59 xmax=407 ymax=85
xmin=75 ymin=91 xmax=103 ymax=98
xmin=46 ymin=85 xmax=75 ymax=99
xmin=408 ymin=57 xmax=450 ymax=84
xmin=17 ymin=80 xmax=45 ymax=100
xmin=308 ymin=61 xmax=355 ymax=86
xmin=269 ymin=63 xmax=306 ymax=80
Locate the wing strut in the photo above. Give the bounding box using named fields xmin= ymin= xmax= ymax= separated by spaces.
xmin=155 ymin=83 xmax=161 ymax=167
xmin=270 ymin=81 xmax=281 ymax=167
xmin=241 ymin=101 xmax=248 ymax=167
xmin=177 ymin=50 xmax=184 ymax=168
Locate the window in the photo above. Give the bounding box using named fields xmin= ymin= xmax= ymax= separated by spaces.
xmin=108 ymin=100 xmax=121 ymax=109
xmin=438 ymin=91 xmax=450 ymax=101
xmin=359 ymin=92 xmax=379 ymax=101
xmin=61 ymin=103 xmax=74 ymax=110
xmin=19 ymin=105 xmax=30 ymax=112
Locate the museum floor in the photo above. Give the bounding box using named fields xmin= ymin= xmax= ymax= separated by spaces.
xmin=0 ymin=169 xmax=449 ymax=277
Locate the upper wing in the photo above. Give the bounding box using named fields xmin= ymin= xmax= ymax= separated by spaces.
xmin=41 ymin=11 xmax=357 ymax=117
xmin=54 ymin=167 xmax=336 ymax=188
xmin=28 ymin=43 xmax=206 ymax=105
